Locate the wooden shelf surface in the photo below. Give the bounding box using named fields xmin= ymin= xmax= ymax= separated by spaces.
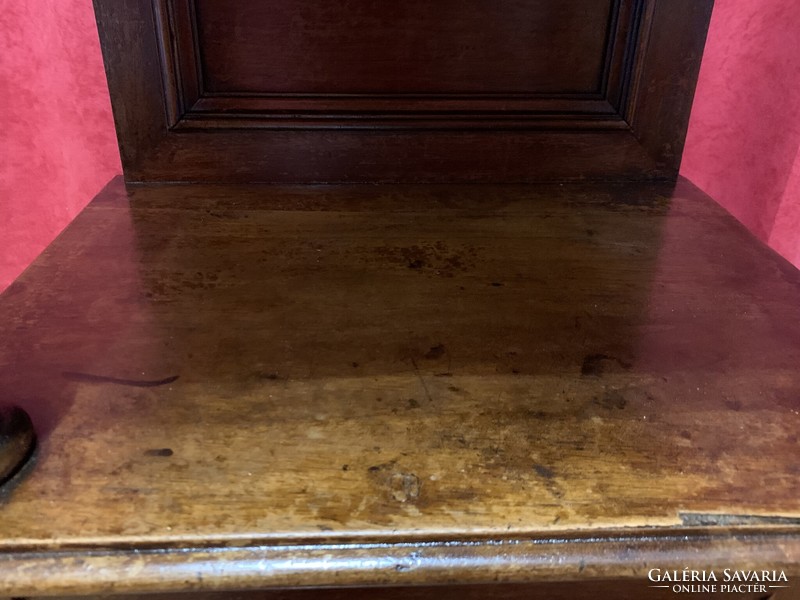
xmin=1 ymin=177 xmax=799 ymax=596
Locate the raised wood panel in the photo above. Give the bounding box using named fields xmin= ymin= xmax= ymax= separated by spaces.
xmin=194 ymin=0 xmax=616 ymax=95
xmin=95 ymin=0 xmax=714 ymax=182
xmin=158 ymin=0 xmax=640 ymax=129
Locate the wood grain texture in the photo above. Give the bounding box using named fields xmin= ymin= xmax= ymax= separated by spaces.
xmin=0 ymin=177 xmax=798 ymax=596
xmin=94 ymin=0 xmax=714 ymax=182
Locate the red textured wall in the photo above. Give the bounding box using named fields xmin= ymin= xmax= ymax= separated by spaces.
xmin=681 ymin=0 xmax=800 ymax=267
xmin=1 ymin=1 xmax=799 ymax=294
xmin=0 ymin=0 xmax=122 ymax=293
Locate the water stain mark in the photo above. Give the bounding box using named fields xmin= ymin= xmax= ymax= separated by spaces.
xmin=424 ymin=344 xmax=446 ymax=360
xmin=533 ymin=464 xmax=555 ymax=479
xmin=593 ymin=390 xmax=627 ymax=410
xmin=580 ymin=354 xmax=631 ymax=377
xmin=533 ymin=463 xmax=564 ymax=499
xmin=373 ymin=242 xmax=478 ymax=278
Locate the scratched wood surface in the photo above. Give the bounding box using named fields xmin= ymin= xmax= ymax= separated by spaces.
xmin=1 ymin=177 xmax=799 ymax=596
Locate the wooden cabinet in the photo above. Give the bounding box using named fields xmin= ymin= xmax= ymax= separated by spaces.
xmin=95 ymin=0 xmax=712 ymax=182
xmin=2 ymin=1 xmax=800 ymax=598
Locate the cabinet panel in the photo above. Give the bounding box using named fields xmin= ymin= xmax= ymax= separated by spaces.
xmin=194 ymin=0 xmax=615 ymax=95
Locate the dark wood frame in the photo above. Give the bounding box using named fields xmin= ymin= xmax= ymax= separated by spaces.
xmin=94 ymin=0 xmax=714 ymax=182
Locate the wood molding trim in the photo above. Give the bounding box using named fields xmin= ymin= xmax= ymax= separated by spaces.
xmin=3 ymin=528 xmax=799 ymax=596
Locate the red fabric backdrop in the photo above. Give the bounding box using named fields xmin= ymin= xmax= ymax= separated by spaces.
xmin=0 ymin=0 xmax=121 ymax=292
xmin=681 ymin=0 xmax=800 ymax=267
xmin=1 ymin=1 xmax=799 ymax=293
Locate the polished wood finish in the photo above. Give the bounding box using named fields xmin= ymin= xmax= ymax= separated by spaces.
xmin=94 ymin=0 xmax=713 ymax=182
xmin=1 ymin=177 xmax=799 ymax=596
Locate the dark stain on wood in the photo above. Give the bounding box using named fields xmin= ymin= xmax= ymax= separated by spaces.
xmin=580 ymin=354 xmax=632 ymax=377
xmin=144 ymin=449 xmax=174 ymax=458
xmin=593 ymin=390 xmax=628 ymax=411
xmin=62 ymin=372 xmax=180 ymax=388
xmin=424 ymin=345 xmax=446 ymax=360
xmin=533 ymin=464 xmax=555 ymax=480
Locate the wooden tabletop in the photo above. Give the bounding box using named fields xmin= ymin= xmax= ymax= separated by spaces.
xmin=1 ymin=177 xmax=799 ymax=596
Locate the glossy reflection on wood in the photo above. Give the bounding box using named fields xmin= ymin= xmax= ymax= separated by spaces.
xmin=0 ymin=177 xmax=799 ymax=597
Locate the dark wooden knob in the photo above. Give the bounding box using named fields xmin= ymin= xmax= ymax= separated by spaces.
xmin=0 ymin=405 xmax=36 ymax=485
